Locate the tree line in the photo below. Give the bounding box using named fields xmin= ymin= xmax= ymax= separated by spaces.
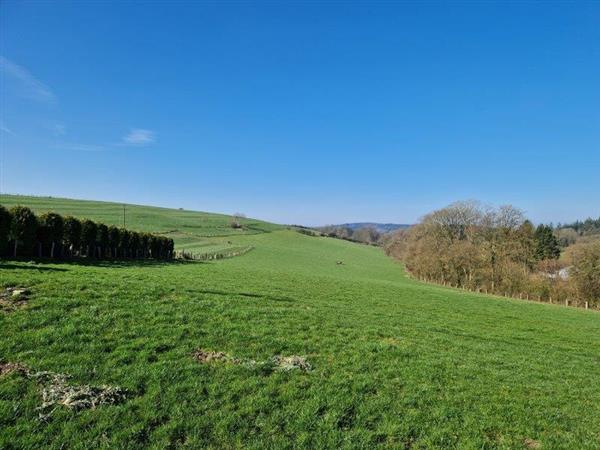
xmin=557 ymin=216 xmax=600 ymax=236
xmin=554 ymin=216 xmax=600 ymax=247
xmin=317 ymin=225 xmax=382 ymax=245
xmin=384 ymin=201 xmax=599 ymax=309
xmin=0 ymin=205 xmax=174 ymax=260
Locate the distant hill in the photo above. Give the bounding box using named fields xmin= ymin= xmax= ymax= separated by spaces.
xmin=334 ymin=223 xmax=411 ymax=233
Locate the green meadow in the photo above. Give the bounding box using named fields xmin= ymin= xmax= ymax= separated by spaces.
xmin=0 ymin=194 xmax=280 ymax=259
xmin=1 ymin=196 xmax=599 ymax=449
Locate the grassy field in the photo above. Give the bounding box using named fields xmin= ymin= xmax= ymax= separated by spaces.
xmin=1 ymin=196 xmax=600 ymax=449
xmin=0 ymin=194 xmax=281 ymax=258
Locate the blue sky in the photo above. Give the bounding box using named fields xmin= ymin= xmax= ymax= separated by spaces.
xmin=1 ymin=1 xmax=598 ymax=225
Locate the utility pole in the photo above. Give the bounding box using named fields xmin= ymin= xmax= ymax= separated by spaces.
xmin=123 ymin=204 xmax=126 ymax=227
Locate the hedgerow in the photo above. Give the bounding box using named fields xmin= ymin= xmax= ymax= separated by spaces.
xmin=0 ymin=205 xmax=174 ymax=260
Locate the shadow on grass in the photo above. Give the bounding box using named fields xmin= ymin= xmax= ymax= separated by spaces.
xmin=0 ymin=257 xmax=200 ymax=270
xmin=0 ymin=262 xmax=69 ymax=272
xmin=196 ymin=288 xmax=294 ymax=303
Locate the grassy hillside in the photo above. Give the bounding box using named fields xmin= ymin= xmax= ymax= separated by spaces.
xmin=0 ymin=194 xmax=281 ymax=257
xmin=1 ymin=197 xmax=600 ymax=449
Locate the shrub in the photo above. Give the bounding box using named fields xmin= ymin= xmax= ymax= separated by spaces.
xmin=129 ymin=232 xmax=141 ymax=258
xmin=39 ymin=213 xmax=64 ymax=258
xmin=119 ymin=229 xmax=131 ymax=258
xmin=97 ymin=223 xmax=109 ymax=258
xmin=167 ymin=238 xmax=175 ymax=258
xmin=63 ymin=216 xmax=82 ymax=257
xmin=80 ymin=220 xmax=98 ymax=257
xmin=570 ymin=241 xmax=600 ymax=307
xmin=107 ymin=226 xmax=120 ymax=258
xmin=0 ymin=205 xmax=12 ymax=256
xmin=35 ymin=221 xmax=50 ymax=257
xmin=140 ymin=233 xmax=151 ymax=258
xmin=230 ymin=213 xmax=245 ymax=229
xmin=150 ymin=235 xmax=160 ymax=258
xmin=9 ymin=206 xmax=38 ymax=257
xmin=535 ymin=225 xmax=560 ymax=260
xmin=0 ymin=206 xmax=172 ymax=261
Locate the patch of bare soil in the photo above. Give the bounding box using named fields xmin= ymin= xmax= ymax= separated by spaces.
xmin=0 ymin=361 xmax=127 ymax=417
xmin=31 ymin=371 xmax=127 ymax=414
xmin=0 ymin=361 xmax=29 ymax=376
xmin=524 ymin=438 xmax=542 ymax=449
xmin=192 ymin=349 xmax=311 ymax=372
xmin=191 ymin=348 xmax=253 ymax=367
xmin=192 ymin=349 xmax=231 ymax=364
xmin=0 ymin=287 xmax=31 ymax=311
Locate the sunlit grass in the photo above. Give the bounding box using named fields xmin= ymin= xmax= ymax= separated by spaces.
xmin=1 ymin=197 xmax=599 ymax=448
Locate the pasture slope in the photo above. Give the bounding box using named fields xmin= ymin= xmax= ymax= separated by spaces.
xmin=1 ymin=195 xmax=599 ymax=449
xmin=0 ymin=194 xmax=281 ymax=257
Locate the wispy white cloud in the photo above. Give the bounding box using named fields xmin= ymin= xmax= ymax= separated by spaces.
xmin=0 ymin=56 xmax=57 ymax=103
xmin=0 ymin=120 xmax=15 ymax=135
xmin=53 ymin=142 xmax=107 ymax=152
xmin=29 ymin=126 xmax=157 ymax=152
xmin=122 ymin=128 xmax=156 ymax=146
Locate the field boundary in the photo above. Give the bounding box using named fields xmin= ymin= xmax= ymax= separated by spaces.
xmin=404 ymin=268 xmax=598 ymax=311
xmin=176 ymin=245 xmax=255 ymax=261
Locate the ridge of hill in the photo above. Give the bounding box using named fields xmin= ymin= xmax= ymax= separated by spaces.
xmin=337 ymin=222 xmax=411 ymax=233
xmin=0 ymin=194 xmax=282 ymax=257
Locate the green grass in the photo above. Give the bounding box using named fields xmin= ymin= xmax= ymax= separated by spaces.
xmin=1 ymin=196 xmax=600 ymax=449
xmin=0 ymin=194 xmax=281 ymax=257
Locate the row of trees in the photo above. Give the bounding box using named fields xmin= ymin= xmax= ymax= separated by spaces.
xmin=0 ymin=205 xmax=174 ymax=260
xmin=384 ymin=201 xmax=599 ymax=308
xmin=317 ymin=225 xmax=382 ymax=245
xmin=557 ymin=217 xmax=600 ymax=236
xmin=554 ymin=217 xmax=600 ymax=248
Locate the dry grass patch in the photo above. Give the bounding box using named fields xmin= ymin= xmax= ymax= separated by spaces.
xmin=524 ymin=438 xmax=542 ymax=449
xmin=0 ymin=287 xmax=31 ymax=311
xmin=0 ymin=361 xmax=127 ymax=417
xmin=192 ymin=349 xmax=311 ymax=372
xmin=270 ymin=355 xmax=311 ymax=372
xmin=192 ymin=349 xmax=232 ymax=364
xmin=0 ymin=361 xmax=29 ymax=376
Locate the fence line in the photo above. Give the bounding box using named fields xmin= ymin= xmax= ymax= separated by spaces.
xmin=176 ymin=246 xmax=254 ymax=261
xmin=405 ymin=270 xmax=597 ymax=311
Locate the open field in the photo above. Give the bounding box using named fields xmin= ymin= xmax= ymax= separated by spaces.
xmin=1 ymin=197 xmax=600 ymax=448
xmin=0 ymin=194 xmax=281 ymax=258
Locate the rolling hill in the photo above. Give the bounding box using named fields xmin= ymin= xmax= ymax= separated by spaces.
xmin=1 ymin=195 xmax=599 ymax=448
xmin=0 ymin=194 xmax=281 ymax=258
xmin=335 ymin=223 xmax=411 ymax=233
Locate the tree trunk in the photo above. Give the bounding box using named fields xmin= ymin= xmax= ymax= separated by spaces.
xmin=51 ymin=241 xmax=55 ymax=258
xmin=13 ymin=240 xmax=18 ymax=257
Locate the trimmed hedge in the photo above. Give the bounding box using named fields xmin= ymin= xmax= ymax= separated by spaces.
xmin=0 ymin=205 xmax=174 ymax=260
